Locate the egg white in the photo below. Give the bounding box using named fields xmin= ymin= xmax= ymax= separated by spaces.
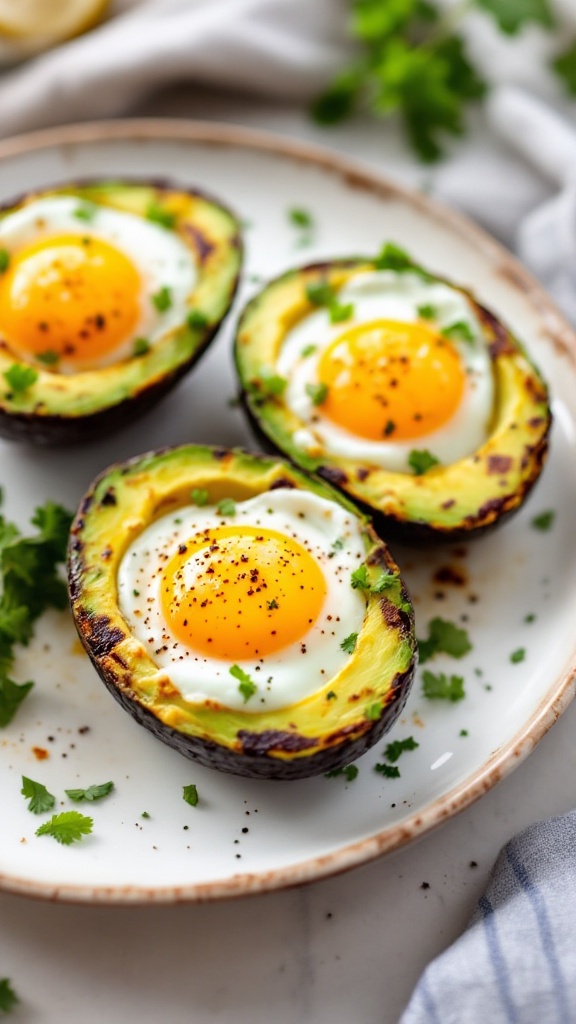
xmin=117 ymin=489 xmax=367 ymax=712
xmin=0 ymin=194 xmax=197 ymax=370
xmin=276 ymin=270 xmax=495 ymax=473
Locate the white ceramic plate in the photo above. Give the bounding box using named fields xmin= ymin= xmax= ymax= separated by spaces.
xmin=0 ymin=121 xmax=575 ymax=903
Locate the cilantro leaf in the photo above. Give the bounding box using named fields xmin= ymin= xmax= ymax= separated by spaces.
xmin=73 ymin=203 xmax=97 ymax=223
xmin=306 ymin=280 xmax=336 ymax=306
xmin=151 ymin=286 xmax=172 ymax=312
xmin=132 ymin=337 xmax=150 ymax=357
xmin=366 ymin=700 xmax=383 ymax=720
xmin=289 ymin=207 xmax=314 ymax=229
xmin=422 ymin=669 xmax=465 ymax=701
xmin=0 ymin=678 xmax=34 ymax=727
xmin=553 ymin=42 xmax=576 ymax=95
xmin=305 ymin=382 xmax=329 ymax=406
xmin=417 ymin=303 xmax=438 ymax=319
xmin=191 ymin=488 xmax=209 ymax=506
xmin=183 ymin=783 xmax=199 ymax=807
xmin=230 ymin=664 xmax=257 ymax=702
xmin=531 ymin=510 xmax=555 ymax=531
xmin=0 ymin=978 xmax=18 ymax=1013
xmin=248 ymin=371 xmax=288 ymax=399
xmin=325 ymin=764 xmax=359 ymax=781
xmin=65 ymin=781 xmax=114 ymax=802
xmin=374 ymin=762 xmax=401 ymax=778
xmin=3 ymin=364 xmax=38 ymax=394
xmin=187 ymin=309 xmax=209 ymax=329
xmin=311 ymin=67 xmax=363 ymax=124
xmin=216 ymin=498 xmax=236 ymax=517
xmin=475 ymin=0 xmax=554 ymax=35
xmin=510 ymin=647 xmax=526 ymax=664
xmin=21 ymin=775 xmax=55 ymax=814
xmin=146 ymin=202 xmax=176 ymax=230
xmin=351 ymin=564 xmax=371 ymax=590
xmin=383 ymin=736 xmax=419 ymax=762
xmin=340 ymin=632 xmax=358 ymax=654
xmin=370 ymin=570 xmax=400 ymax=593
xmin=35 ymin=811 xmax=93 ymax=845
xmin=418 ymin=617 xmax=472 ymax=662
xmin=0 ymin=249 xmax=10 ymax=272
xmin=441 ymin=320 xmax=475 ymax=343
xmin=329 ymin=301 xmax=354 ymax=323
xmin=408 ymin=449 xmax=440 ymax=475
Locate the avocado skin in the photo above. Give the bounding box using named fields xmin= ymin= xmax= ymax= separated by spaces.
xmin=0 ymin=179 xmax=242 ymax=445
xmin=68 ymin=444 xmax=417 ymax=780
xmin=234 ymin=259 xmax=553 ymax=545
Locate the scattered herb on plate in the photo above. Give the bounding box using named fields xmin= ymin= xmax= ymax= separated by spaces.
xmin=0 ymin=978 xmax=18 ymax=1013
xmin=65 ymin=782 xmax=114 ymax=802
xmin=183 ymin=784 xmax=199 ymax=807
xmin=422 ymin=670 xmax=466 ymax=702
xmin=35 ymin=811 xmax=93 ymax=845
xmin=418 ymin=617 xmax=472 ymax=663
xmin=21 ymin=776 xmax=55 ymax=814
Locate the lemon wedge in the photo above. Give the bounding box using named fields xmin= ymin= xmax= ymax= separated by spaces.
xmin=0 ymin=0 xmax=110 ymax=45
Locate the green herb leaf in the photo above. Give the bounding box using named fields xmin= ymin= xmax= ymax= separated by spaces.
xmin=65 ymin=781 xmax=114 ymax=802
xmin=306 ymin=280 xmax=336 ymax=307
xmin=340 ymin=632 xmax=358 ymax=654
xmin=366 ymin=700 xmax=383 ymax=720
xmin=187 ymin=309 xmax=209 ymax=329
xmin=146 ymin=202 xmax=176 ymax=229
xmin=351 ymin=564 xmax=371 ymax=590
xmin=441 ymin=320 xmax=475 ymax=343
xmin=3 ymin=364 xmax=38 ymax=394
xmin=301 ymin=343 xmax=317 ymax=357
xmin=375 ymin=241 xmax=419 ymax=272
xmin=422 ymin=669 xmax=465 ymax=701
xmin=325 ymin=763 xmax=359 ymax=781
xmin=408 ymin=449 xmax=440 ymax=475
xmin=475 ymin=0 xmax=554 ymax=35
xmin=0 ymin=678 xmax=34 ymax=728
xmin=305 ymin=382 xmax=329 ymax=406
xmin=383 ymin=736 xmax=419 ymax=762
xmin=289 ymin=207 xmax=314 ymax=229
xmin=35 ymin=811 xmax=93 ymax=845
xmin=21 ymin=775 xmax=56 ymax=814
xmin=374 ymin=762 xmax=401 ymax=778
xmin=329 ymin=301 xmax=354 ymax=323
xmin=0 ymin=249 xmax=10 ymax=273
xmin=36 ymin=349 xmax=60 ymax=366
xmin=0 ymin=978 xmax=18 ymax=1013
xmin=553 ymin=42 xmax=576 ymax=95
xmin=311 ymin=67 xmax=363 ymax=124
xmin=151 ymin=286 xmax=172 ymax=312
xmin=259 ymin=370 xmax=288 ymax=397
xmin=132 ymin=337 xmax=150 ymax=357
xmin=216 ymin=498 xmax=236 ymax=517
xmin=191 ymin=488 xmax=209 ymax=506
xmin=531 ymin=510 xmax=555 ymax=531
xmin=73 ymin=203 xmax=97 ymax=223
xmin=417 ymin=303 xmax=438 ymax=319
xmin=230 ymin=664 xmax=257 ymax=702
xmin=183 ymin=783 xmax=199 ymax=807
xmin=370 ymin=570 xmax=399 ymax=593
xmin=418 ymin=616 xmax=472 ymax=663
xmin=510 ymin=647 xmax=526 ymax=663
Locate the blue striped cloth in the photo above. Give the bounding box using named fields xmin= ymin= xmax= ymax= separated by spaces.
xmin=399 ymin=812 xmax=576 ymax=1023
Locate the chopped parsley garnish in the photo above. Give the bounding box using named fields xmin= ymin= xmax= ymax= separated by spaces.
xmin=305 ymin=381 xmax=329 ymax=406
xmin=441 ymin=320 xmax=475 ymax=343
xmin=151 ymin=285 xmax=172 ymax=312
xmin=417 ymin=303 xmax=438 ymax=320
xmin=65 ymin=781 xmax=114 ymax=802
xmin=301 ymin=344 xmax=317 ymax=358
xmin=191 ymin=487 xmax=209 ymax=506
xmin=306 ymin=280 xmax=335 ymax=307
xmin=3 ymin=364 xmax=38 ymax=394
xmin=21 ymin=776 xmax=55 ymax=814
xmin=289 ymin=207 xmax=314 ymax=229
xmin=146 ymin=202 xmax=176 ymax=230
xmin=531 ymin=510 xmax=555 ymax=531
xmin=422 ymin=670 xmax=465 ymax=701
xmin=216 ymin=498 xmax=236 ymax=517
xmin=132 ymin=337 xmax=150 ymax=356
xmin=183 ymin=783 xmax=199 ymax=807
xmin=374 ymin=242 xmax=429 ymax=277
xmin=329 ymin=301 xmax=354 ymax=323
xmin=0 ymin=500 xmax=72 ymax=727
xmin=187 ymin=309 xmax=209 ymax=329
xmin=510 ymin=647 xmax=526 ymax=664
xmin=0 ymin=978 xmax=18 ymax=1013
xmin=408 ymin=449 xmax=440 ymax=475
xmin=350 ymin=564 xmax=399 ymax=595
xmin=325 ymin=764 xmax=359 ymax=781
xmin=340 ymin=632 xmax=358 ymax=654
xmin=230 ymin=664 xmax=257 ymax=702
xmin=374 ymin=762 xmax=400 ymax=778
xmin=351 ymin=564 xmax=370 ymax=590
xmin=366 ymin=700 xmax=383 ymax=720
xmin=460 ymin=729 xmax=469 ymax=737
xmin=73 ymin=203 xmax=97 ymax=223
xmin=370 ymin=570 xmax=400 ymax=593
xmin=0 ymin=249 xmax=10 ymax=272
xmin=418 ymin=616 xmax=472 ymax=663
xmin=383 ymin=736 xmax=419 ymax=762
xmin=36 ymin=349 xmax=60 ymax=366
xmin=35 ymin=811 xmax=93 ymax=845
xmin=259 ymin=370 xmax=288 ymax=396
xmin=267 ymin=598 xmax=279 ymax=610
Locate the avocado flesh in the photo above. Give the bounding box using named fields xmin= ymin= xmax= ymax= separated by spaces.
xmin=68 ymin=445 xmax=417 ymax=780
xmin=0 ymin=181 xmax=242 ymax=444
xmin=234 ymin=260 xmax=552 ymax=543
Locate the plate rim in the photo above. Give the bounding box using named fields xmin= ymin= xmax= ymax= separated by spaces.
xmin=0 ymin=116 xmax=575 ymax=905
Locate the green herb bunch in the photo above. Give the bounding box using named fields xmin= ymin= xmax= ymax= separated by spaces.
xmin=312 ymin=0 xmax=575 ymax=161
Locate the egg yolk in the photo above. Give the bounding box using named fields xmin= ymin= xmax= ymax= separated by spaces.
xmin=0 ymin=234 xmax=140 ymax=366
xmin=316 ymin=319 xmax=466 ymax=441
xmin=160 ymin=524 xmax=327 ymax=660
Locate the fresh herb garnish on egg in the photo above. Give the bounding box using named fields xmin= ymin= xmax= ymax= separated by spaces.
xmin=408 ymin=449 xmax=440 ymax=475
xmin=151 ymin=286 xmax=173 ymax=312
xmin=191 ymin=488 xmax=209 ymax=506
xmin=35 ymin=811 xmax=93 ymax=845
xmin=340 ymin=632 xmax=358 ymax=654
xmin=325 ymin=764 xmax=359 ymax=781
xmin=531 ymin=510 xmax=555 ymax=531
xmin=305 ymin=279 xmax=354 ymax=323
xmin=132 ymin=337 xmax=150 ymax=357
xmin=305 ymin=382 xmax=329 ymax=406
xmin=351 ymin=564 xmax=371 ymax=590
xmin=370 ymin=570 xmax=400 ymax=593
xmin=65 ymin=781 xmax=114 ymax=802
xmin=441 ymin=321 xmax=475 ymax=343
xmin=0 ymin=250 xmax=8 ymax=273
xmin=259 ymin=370 xmax=288 ymax=397
xmin=301 ymin=344 xmax=317 ymax=358
xmin=3 ymin=364 xmax=38 ymax=394
xmin=510 ymin=648 xmax=526 ymax=664
xmin=0 ymin=499 xmax=73 ymax=727
xmin=183 ymin=784 xmax=199 ymax=807
xmin=422 ymin=670 xmax=466 ymax=701
xmin=216 ymin=498 xmax=236 ymax=517
xmin=230 ymin=664 xmax=257 ymax=702
xmin=417 ymin=303 xmax=438 ymax=320
xmin=146 ymin=202 xmax=176 ymax=230
xmin=383 ymin=736 xmax=419 ymax=761
xmin=73 ymin=203 xmax=97 ymax=223
xmin=375 ymin=242 xmax=430 ymax=278
xmin=418 ymin=617 xmax=472 ymax=663
xmin=0 ymin=978 xmax=18 ymax=1013
xmin=329 ymin=301 xmax=355 ymax=323
xmin=21 ymin=776 xmax=56 ymax=814
xmin=36 ymin=349 xmax=60 ymax=366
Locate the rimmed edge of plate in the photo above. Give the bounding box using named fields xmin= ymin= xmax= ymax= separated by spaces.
xmin=0 ymin=117 xmax=574 ymax=904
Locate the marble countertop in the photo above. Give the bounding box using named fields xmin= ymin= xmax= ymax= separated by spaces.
xmin=1 ymin=87 xmax=573 ymax=1024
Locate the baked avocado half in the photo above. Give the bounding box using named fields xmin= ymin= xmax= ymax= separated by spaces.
xmin=0 ymin=179 xmax=242 ymax=444
xmin=67 ymin=444 xmax=416 ymax=780
xmin=234 ymin=246 xmax=552 ymax=543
